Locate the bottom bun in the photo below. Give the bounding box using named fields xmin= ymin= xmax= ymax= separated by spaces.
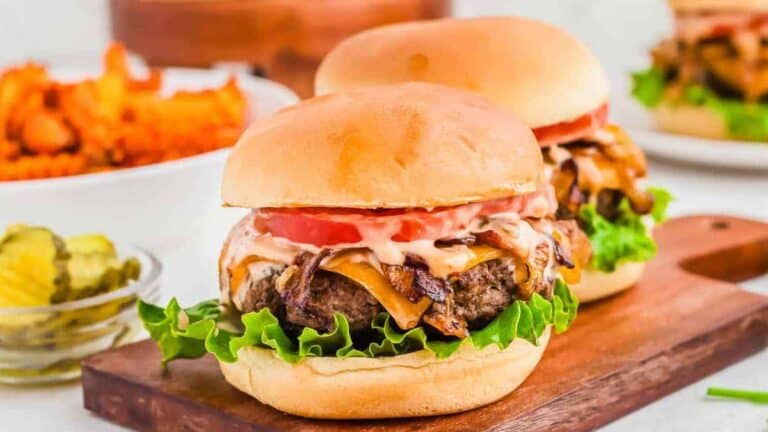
xmin=570 ymin=261 xmax=645 ymax=303
xmin=653 ymin=103 xmax=728 ymax=140
xmin=219 ymin=326 xmax=551 ymax=419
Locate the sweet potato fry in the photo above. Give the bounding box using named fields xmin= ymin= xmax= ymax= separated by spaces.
xmin=21 ymin=111 xmax=73 ymax=154
xmin=0 ymin=42 xmax=247 ymax=181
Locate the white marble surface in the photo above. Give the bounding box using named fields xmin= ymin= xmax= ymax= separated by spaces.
xmin=1 ymin=1 xmax=768 ymax=431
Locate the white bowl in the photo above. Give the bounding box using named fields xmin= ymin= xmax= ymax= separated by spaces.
xmin=0 ymin=68 xmax=298 ymax=252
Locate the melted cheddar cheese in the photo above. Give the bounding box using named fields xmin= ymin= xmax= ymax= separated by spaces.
xmin=321 ymin=246 xmax=507 ymax=329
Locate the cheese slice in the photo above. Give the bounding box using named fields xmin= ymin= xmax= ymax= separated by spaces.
xmin=322 ymin=246 xmax=508 ymax=330
xmin=228 ymin=256 xmax=265 ymax=296
xmin=464 ymin=245 xmax=507 ymax=270
xmin=323 ymin=257 xmax=431 ymax=330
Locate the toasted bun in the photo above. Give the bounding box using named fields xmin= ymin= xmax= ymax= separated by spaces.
xmin=222 ymin=83 xmax=543 ymax=209
xmin=570 ymin=262 xmax=645 ymax=303
xmin=316 ymin=17 xmax=609 ymax=129
xmin=669 ymin=0 xmax=768 ymax=12
xmin=219 ymin=327 xmax=549 ymax=419
xmin=653 ymin=103 xmax=729 ymax=140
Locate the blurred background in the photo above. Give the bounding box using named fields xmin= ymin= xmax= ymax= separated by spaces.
xmin=0 ymin=0 xmax=670 ymax=94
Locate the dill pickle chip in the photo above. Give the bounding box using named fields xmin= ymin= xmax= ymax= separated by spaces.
xmin=66 ymin=252 xmax=119 ymax=299
xmin=65 ymin=234 xmax=141 ymax=301
xmin=65 ymin=233 xmax=116 ymax=256
xmin=0 ymin=225 xmax=69 ymax=307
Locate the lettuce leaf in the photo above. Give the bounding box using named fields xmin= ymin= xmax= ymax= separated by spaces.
xmin=138 ymin=280 xmax=578 ymax=365
xmin=684 ymin=85 xmax=768 ymax=142
xmin=580 ymin=188 xmax=672 ymax=272
xmin=138 ymin=298 xmax=220 ymax=364
xmin=631 ymin=66 xmax=768 ymax=141
xmin=631 ymin=67 xmax=667 ymax=108
xmin=647 ymin=187 xmax=673 ymax=224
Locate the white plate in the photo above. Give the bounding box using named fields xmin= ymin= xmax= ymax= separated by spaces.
xmin=611 ymin=76 xmax=768 ymax=171
xmin=0 ymin=67 xmax=298 ymax=252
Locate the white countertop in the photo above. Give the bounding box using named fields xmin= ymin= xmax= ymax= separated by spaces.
xmin=1 ymin=156 xmax=767 ymax=432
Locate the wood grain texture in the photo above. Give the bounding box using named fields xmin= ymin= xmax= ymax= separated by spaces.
xmin=82 ymin=215 xmax=768 ymax=432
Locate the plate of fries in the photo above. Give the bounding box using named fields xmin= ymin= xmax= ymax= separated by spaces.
xmin=0 ymin=44 xmax=298 ymax=251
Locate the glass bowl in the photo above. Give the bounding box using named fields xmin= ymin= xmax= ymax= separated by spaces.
xmin=0 ymin=245 xmax=161 ymax=384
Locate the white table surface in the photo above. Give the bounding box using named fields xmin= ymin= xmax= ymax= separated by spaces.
xmin=0 ymin=155 xmax=766 ymax=431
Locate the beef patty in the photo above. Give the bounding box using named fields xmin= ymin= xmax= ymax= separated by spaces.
xmin=231 ymin=258 xmax=524 ymax=334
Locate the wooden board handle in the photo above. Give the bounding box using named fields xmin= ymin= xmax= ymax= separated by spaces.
xmin=651 ymin=215 xmax=768 ymax=283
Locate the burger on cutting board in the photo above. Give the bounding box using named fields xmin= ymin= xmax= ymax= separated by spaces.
xmin=316 ymin=16 xmax=672 ymax=303
xmin=139 ymin=83 xmax=585 ymax=419
xmin=632 ymin=0 xmax=768 ymax=141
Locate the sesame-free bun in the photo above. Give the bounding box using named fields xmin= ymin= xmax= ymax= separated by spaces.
xmin=653 ymin=103 xmax=729 ymax=140
xmin=669 ymin=0 xmax=768 ymax=12
xmin=315 ymin=17 xmax=609 ymax=129
xmin=218 ymin=326 xmax=550 ymax=419
xmin=222 ymin=82 xmax=543 ymax=209
xmin=570 ymin=262 xmax=645 ymax=303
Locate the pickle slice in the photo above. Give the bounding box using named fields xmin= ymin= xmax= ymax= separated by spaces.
xmin=65 ymin=234 xmax=141 ymax=301
xmin=65 ymin=233 xmax=116 ymax=256
xmin=0 ymin=225 xmax=69 ymax=307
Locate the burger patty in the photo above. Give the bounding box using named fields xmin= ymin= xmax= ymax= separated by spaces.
xmin=236 ymin=268 xmax=382 ymax=333
xmin=232 ymin=258 xmax=529 ymax=334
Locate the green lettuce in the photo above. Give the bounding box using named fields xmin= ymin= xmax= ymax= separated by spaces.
xmin=647 ymin=187 xmax=673 ymax=224
xmin=684 ymin=85 xmax=768 ymax=142
xmin=580 ymin=188 xmax=672 ymax=272
xmin=631 ymin=66 xmax=768 ymax=141
xmin=631 ymin=66 xmax=666 ymax=108
xmin=138 ymin=280 xmax=578 ymax=365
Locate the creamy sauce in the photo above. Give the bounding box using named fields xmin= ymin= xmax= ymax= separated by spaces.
xmin=221 ymin=214 xmax=314 ymax=268
xmin=221 ymin=195 xmax=557 ymax=281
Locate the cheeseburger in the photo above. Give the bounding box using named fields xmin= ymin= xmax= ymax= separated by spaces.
xmin=316 ymin=16 xmax=671 ymax=303
xmin=633 ymin=0 xmax=768 ymax=141
xmin=139 ymin=83 xmax=581 ymax=419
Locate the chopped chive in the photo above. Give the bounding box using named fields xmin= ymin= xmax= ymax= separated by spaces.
xmin=706 ymin=387 xmax=768 ymax=403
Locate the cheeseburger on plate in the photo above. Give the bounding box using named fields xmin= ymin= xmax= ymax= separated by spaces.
xmin=139 ymin=83 xmax=582 ymax=419
xmin=316 ymin=16 xmax=672 ymax=303
xmin=633 ymin=0 xmax=768 ymax=141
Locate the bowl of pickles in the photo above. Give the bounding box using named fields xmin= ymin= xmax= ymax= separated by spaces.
xmin=0 ymin=224 xmax=160 ymax=384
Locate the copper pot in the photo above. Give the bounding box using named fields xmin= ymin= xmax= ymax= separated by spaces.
xmin=110 ymin=0 xmax=452 ymax=97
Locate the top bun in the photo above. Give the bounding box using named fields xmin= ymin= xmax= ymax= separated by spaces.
xmin=669 ymin=0 xmax=768 ymax=12
xmin=222 ymin=83 xmax=543 ymax=209
xmin=315 ymin=17 xmax=609 ymax=129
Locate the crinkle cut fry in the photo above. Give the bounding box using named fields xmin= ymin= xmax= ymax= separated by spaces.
xmin=0 ymin=42 xmax=247 ymax=181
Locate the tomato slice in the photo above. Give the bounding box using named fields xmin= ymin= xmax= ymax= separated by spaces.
xmin=533 ymin=103 xmax=609 ymax=147
xmin=254 ymin=187 xmax=557 ymax=247
xmin=257 ymin=211 xmax=363 ymax=246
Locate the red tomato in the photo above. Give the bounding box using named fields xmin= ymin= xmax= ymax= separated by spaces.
xmin=256 ymin=211 xmax=363 ymax=246
xmin=533 ymin=103 xmax=608 ymax=147
xmin=254 ymin=187 xmax=556 ymax=247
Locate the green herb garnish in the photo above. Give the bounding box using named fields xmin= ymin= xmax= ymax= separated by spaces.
xmin=706 ymin=387 xmax=768 ymax=404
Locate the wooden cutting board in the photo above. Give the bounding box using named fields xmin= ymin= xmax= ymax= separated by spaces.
xmin=82 ymin=215 xmax=768 ymax=432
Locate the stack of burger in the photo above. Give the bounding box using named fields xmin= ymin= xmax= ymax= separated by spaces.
xmin=140 ymin=83 xmax=583 ymax=418
xmin=316 ymin=16 xmax=671 ymax=303
xmin=633 ymin=0 xmax=768 ymax=141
